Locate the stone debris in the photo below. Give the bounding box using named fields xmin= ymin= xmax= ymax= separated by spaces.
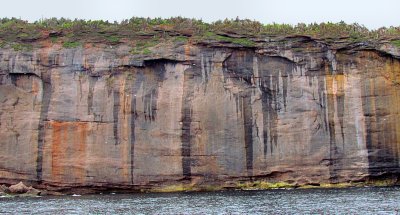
xmin=9 ymin=182 xmax=30 ymax=194
xmin=0 ymin=182 xmax=43 ymax=197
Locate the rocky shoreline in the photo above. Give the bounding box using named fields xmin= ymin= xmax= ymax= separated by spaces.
xmin=1 ymin=177 xmax=399 ymax=197
xmin=0 ymin=182 xmax=63 ymax=197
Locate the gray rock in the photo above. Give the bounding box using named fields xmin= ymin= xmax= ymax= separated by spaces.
xmin=0 ymin=185 xmax=9 ymax=193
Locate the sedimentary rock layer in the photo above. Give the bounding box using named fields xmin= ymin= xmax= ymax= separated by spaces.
xmin=1 ymin=37 xmax=400 ymax=191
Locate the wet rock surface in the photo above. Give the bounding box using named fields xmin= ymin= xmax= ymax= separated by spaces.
xmin=0 ymin=38 xmax=400 ymax=193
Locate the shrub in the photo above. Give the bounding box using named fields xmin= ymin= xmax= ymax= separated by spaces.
xmin=106 ymin=35 xmax=120 ymax=43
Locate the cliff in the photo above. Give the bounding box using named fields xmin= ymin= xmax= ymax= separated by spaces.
xmin=1 ymin=18 xmax=400 ymax=192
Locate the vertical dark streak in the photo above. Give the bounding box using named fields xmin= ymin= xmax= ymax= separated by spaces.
xmin=318 ymin=77 xmax=328 ymax=132
xmin=362 ymin=76 xmax=399 ymax=175
xmin=87 ymin=76 xmax=97 ymax=115
xmin=336 ymin=94 xmax=345 ymax=149
xmin=113 ymin=82 xmax=120 ymax=145
xmin=130 ymin=72 xmax=144 ymax=184
xmin=151 ymin=89 xmax=157 ymax=121
xmin=181 ymin=67 xmax=194 ymax=179
xmin=362 ymin=78 xmax=378 ymax=175
xmin=282 ymin=75 xmax=288 ymax=111
xmin=271 ymin=75 xmax=279 ymax=152
xmin=10 ymin=74 xmax=18 ymax=85
xmin=260 ymin=79 xmax=272 ymax=157
xmin=143 ymin=91 xmax=150 ymax=121
xmin=361 ymin=78 xmax=371 ymax=169
xmin=243 ymin=93 xmax=253 ymax=176
xmin=36 ymin=71 xmax=52 ymax=183
xmin=336 ymin=69 xmax=346 ymax=149
xmin=327 ymin=91 xmax=338 ymax=182
xmin=130 ymin=95 xmax=136 ymax=184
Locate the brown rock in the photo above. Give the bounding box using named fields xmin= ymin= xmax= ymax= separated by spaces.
xmin=8 ymin=182 xmax=29 ymax=194
xmin=0 ymin=37 xmax=400 ymax=192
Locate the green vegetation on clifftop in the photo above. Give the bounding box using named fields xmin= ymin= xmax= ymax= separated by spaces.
xmin=0 ymin=17 xmax=399 ymax=52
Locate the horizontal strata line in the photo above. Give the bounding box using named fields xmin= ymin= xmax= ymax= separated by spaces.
xmin=43 ymin=120 xmax=113 ymax=123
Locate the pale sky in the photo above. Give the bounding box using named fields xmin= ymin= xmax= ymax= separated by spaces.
xmin=1 ymin=0 xmax=398 ymax=29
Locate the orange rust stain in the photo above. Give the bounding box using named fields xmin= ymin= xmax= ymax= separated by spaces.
xmin=325 ymin=75 xmax=333 ymax=95
xmin=335 ymin=75 xmax=345 ymax=96
xmin=120 ymin=79 xmax=130 ymax=182
xmin=32 ymin=79 xmax=39 ymax=95
xmin=76 ymin=122 xmax=88 ymax=183
xmin=50 ymin=121 xmax=88 ymax=183
xmin=184 ymin=45 xmax=191 ymax=61
xmin=83 ymin=43 xmax=91 ymax=49
xmin=51 ymin=121 xmax=63 ymax=181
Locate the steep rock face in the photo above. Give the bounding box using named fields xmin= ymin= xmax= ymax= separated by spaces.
xmin=0 ymin=38 xmax=400 ymax=191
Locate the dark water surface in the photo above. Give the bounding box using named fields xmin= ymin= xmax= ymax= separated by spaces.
xmin=1 ymin=187 xmax=400 ymax=214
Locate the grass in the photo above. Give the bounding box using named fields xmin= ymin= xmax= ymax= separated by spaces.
xmin=130 ymin=38 xmax=159 ymax=55
xmin=11 ymin=43 xmax=32 ymax=51
xmin=50 ymin=36 xmax=58 ymax=43
xmin=391 ymin=40 xmax=400 ymax=47
xmin=142 ymin=48 xmax=152 ymax=55
xmin=173 ymin=36 xmax=189 ymax=43
xmin=62 ymin=41 xmax=81 ymax=48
